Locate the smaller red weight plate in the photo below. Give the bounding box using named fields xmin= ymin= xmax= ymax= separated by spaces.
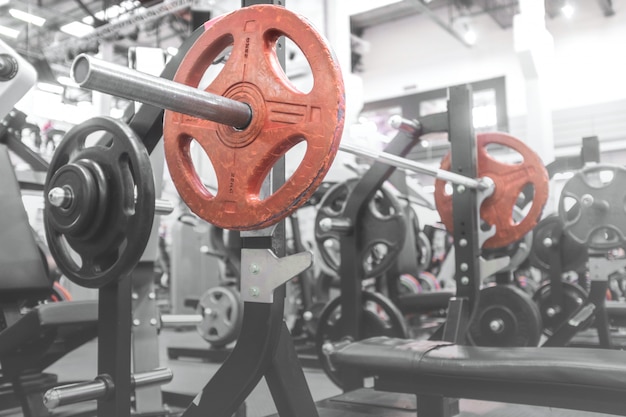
xmin=434 ymin=132 xmax=549 ymax=249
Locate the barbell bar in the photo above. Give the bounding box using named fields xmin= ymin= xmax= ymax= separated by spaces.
xmin=72 ymin=55 xmax=488 ymax=191
xmin=47 ymin=186 xmax=174 ymax=216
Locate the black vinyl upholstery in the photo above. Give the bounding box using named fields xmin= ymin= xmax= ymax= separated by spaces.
xmin=330 ymin=336 xmax=626 ymax=416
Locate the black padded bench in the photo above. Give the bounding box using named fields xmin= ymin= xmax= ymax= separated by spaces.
xmin=330 ymin=336 xmax=626 ymax=416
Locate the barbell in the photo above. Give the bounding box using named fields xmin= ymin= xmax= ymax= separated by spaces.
xmin=71 ymin=4 xmax=547 ymax=247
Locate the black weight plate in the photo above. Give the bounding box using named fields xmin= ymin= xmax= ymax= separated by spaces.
xmin=529 ymin=214 xmax=588 ymax=273
xmin=44 ymin=117 xmax=155 ymax=288
xmin=533 ymin=281 xmax=587 ymax=336
xmin=315 ymin=291 xmax=408 ymax=388
xmin=559 ymin=164 xmax=626 ymax=249
xmin=314 ymin=178 xmax=407 ymax=279
xmin=196 ymin=286 xmax=243 ymax=347
xmin=468 ymin=285 xmax=542 ymax=347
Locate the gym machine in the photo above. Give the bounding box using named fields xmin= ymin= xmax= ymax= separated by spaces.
xmin=43 ymin=2 xmax=626 ymax=417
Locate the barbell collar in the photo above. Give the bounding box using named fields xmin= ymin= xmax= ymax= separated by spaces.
xmin=340 ymin=142 xmax=487 ymax=190
xmin=71 ymin=54 xmax=252 ymax=130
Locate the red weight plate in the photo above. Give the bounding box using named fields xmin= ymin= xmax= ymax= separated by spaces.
xmin=163 ymin=5 xmax=345 ymax=230
xmin=434 ymin=132 xmax=548 ymax=249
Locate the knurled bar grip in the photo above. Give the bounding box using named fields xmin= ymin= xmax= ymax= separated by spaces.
xmin=43 ymin=368 xmax=173 ymax=409
xmin=72 ymin=55 xmax=485 ymax=190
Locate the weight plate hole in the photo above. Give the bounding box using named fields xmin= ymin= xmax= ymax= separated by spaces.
xmin=259 ymin=140 xmax=307 ymax=201
xmin=266 ymin=33 xmax=313 ymax=94
xmin=198 ymin=44 xmax=232 ymax=90
xmin=363 ymin=243 xmax=389 ymax=274
xmin=584 ymin=168 xmax=615 ymax=186
xmin=60 ymin=234 xmax=83 ymax=269
xmin=189 ymin=139 xmax=218 ymax=197
xmin=562 ymin=196 xmax=580 ymax=222
xmin=512 ymin=187 xmax=532 ymax=225
xmin=485 ymin=143 xmax=523 ymax=165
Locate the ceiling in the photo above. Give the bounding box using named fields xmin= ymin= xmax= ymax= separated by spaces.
xmin=0 ymin=0 xmax=617 ymax=87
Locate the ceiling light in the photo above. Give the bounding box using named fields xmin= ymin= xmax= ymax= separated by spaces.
xmin=463 ymin=28 xmax=477 ymax=45
xmin=60 ymin=21 xmax=94 ymax=37
xmin=0 ymin=25 xmax=20 ymax=39
xmin=561 ymin=3 xmax=575 ymax=18
xmin=37 ymin=82 xmax=64 ymax=94
xmin=9 ymin=9 xmax=46 ymax=27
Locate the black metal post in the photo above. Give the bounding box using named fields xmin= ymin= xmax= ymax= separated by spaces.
xmin=97 ymin=279 xmax=132 ymax=417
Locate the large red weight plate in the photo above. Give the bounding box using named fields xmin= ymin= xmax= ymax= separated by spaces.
xmin=434 ymin=132 xmax=548 ymax=249
xmin=163 ymin=5 xmax=345 ymax=230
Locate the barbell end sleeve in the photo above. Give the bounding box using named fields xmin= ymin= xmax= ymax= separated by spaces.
xmin=71 ymin=54 xmax=252 ymax=130
xmin=389 ymin=115 xmax=421 ymax=136
xmin=43 ymin=379 xmax=108 ymax=410
xmin=160 ymin=314 xmax=203 ymax=328
xmin=131 ymin=368 xmax=173 ymax=387
xmin=154 ymin=198 xmax=174 ymax=216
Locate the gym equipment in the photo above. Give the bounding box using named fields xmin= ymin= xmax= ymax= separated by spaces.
xmin=467 ymin=285 xmax=542 ymax=347
xmin=0 ymin=39 xmax=37 ymax=120
xmin=315 ymin=178 xmax=407 ymax=279
xmin=434 ymin=132 xmax=549 ymax=249
xmin=329 ymin=336 xmax=626 ymax=416
xmin=529 ymin=214 xmax=588 ymax=273
xmin=44 ymin=368 xmax=172 ymax=409
xmin=315 ymin=291 xmax=407 ymax=388
xmin=559 ymin=163 xmax=626 ymax=249
xmin=0 ymin=144 xmax=99 ymax=417
xmin=533 ymin=281 xmax=587 ymax=337
xmin=72 ymin=5 xmax=346 ymax=231
xmin=481 ymin=207 xmax=533 ymax=272
xmin=65 ymin=3 xmax=619 ymax=416
xmin=43 ymin=117 xmax=156 ymax=288
xmin=195 ymin=286 xmax=243 ymax=347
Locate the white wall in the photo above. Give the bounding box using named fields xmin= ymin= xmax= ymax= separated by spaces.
xmin=358 ymin=1 xmax=626 ymax=118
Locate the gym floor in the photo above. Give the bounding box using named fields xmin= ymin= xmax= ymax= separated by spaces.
xmin=44 ymin=328 xmax=617 ymax=417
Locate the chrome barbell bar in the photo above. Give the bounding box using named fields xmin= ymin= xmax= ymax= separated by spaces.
xmin=72 ymin=55 xmax=487 ymax=190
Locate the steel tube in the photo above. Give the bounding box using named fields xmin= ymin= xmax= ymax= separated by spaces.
xmin=47 ymin=187 xmax=173 ymax=215
xmin=71 ymin=54 xmax=252 ymax=130
xmin=154 ymin=199 xmax=174 ymax=216
xmin=44 ymin=368 xmax=173 ymax=410
xmin=43 ymin=378 xmax=108 ymax=409
xmin=340 ymin=142 xmax=487 ymax=190
xmin=72 ymin=56 xmax=485 ymax=190
xmin=160 ymin=314 xmax=203 ymax=327
xmin=131 ymin=367 xmax=173 ymax=387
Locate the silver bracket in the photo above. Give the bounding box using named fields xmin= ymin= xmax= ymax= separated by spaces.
xmin=241 ymin=249 xmax=313 ymax=303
